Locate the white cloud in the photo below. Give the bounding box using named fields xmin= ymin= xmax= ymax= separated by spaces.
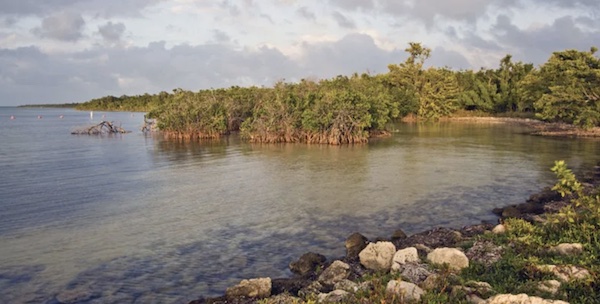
xmin=0 ymin=0 xmax=598 ymax=105
xmin=98 ymin=22 xmax=126 ymax=44
xmin=296 ymin=6 xmax=316 ymax=20
xmin=31 ymin=11 xmax=86 ymax=42
xmin=332 ymin=11 xmax=356 ymax=29
xmin=0 ymin=0 xmax=166 ymax=18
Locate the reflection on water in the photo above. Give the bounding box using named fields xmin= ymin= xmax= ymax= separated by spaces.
xmin=1 ymin=108 xmax=599 ymax=303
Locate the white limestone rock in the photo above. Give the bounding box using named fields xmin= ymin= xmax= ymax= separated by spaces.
xmin=549 ymin=243 xmax=583 ymax=256
xmin=386 ymin=280 xmax=424 ymax=302
xmin=225 ymin=277 xmax=272 ymax=299
xmin=318 ymin=260 xmax=350 ymax=286
xmin=484 ymin=293 xmax=569 ymax=304
xmin=427 ymin=247 xmax=469 ymax=270
xmin=359 ymin=241 xmax=396 ymax=272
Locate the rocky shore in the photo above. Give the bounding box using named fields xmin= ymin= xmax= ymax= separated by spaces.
xmin=189 ymin=164 xmax=600 ymax=304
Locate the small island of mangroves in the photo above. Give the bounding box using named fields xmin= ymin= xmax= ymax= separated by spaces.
xmin=72 ymin=43 xmax=600 ymax=143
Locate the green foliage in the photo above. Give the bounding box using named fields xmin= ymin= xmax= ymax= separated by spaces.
xmin=546 ymin=161 xmax=600 ymax=235
xmin=76 ymin=91 xmax=171 ymax=112
xmin=495 ymin=55 xmax=535 ymax=113
xmin=526 ymin=48 xmax=600 ymax=128
xmin=387 ymin=43 xmax=459 ymax=120
xmin=76 ymin=44 xmax=600 ymax=143
xmin=456 ymin=70 xmax=498 ymax=112
xmin=417 ymin=68 xmax=459 ymax=119
xmin=455 ymin=56 xmax=534 ymax=115
xmin=551 ymin=160 xmax=583 ymax=197
xmin=461 ymin=249 xmax=540 ymax=294
xmin=147 ymin=87 xmax=262 ymax=139
xmin=240 ymin=76 xmax=379 ymax=144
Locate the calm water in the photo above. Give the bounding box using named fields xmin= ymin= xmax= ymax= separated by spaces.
xmin=1 ymin=107 xmax=599 ymax=303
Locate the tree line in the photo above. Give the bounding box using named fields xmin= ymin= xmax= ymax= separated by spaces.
xmin=75 ymin=43 xmax=600 ymax=143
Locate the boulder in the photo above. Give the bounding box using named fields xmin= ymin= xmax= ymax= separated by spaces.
xmin=427 ymin=247 xmax=469 ymax=270
xmin=420 ymin=273 xmax=441 ymax=291
xmin=537 ymin=265 xmax=591 ymax=283
xmin=386 ymin=280 xmax=424 ymax=302
xmin=460 ymin=223 xmax=494 ymax=237
xmin=225 ymin=278 xmax=272 ymax=299
xmin=392 ymin=247 xmax=420 ymax=268
xmin=549 ymin=243 xmax=583 ymax=256
xmin=317 ymin=290 xmax=349 ymax=303
xmin=466 ymin=241 xmax=504 ymax=267
xmin=467 ymin=294 xmax=485 ymax=304
xmin=527 ymin=187 xmax=561 ymax=205
xmin=464 ymin=281 xmax=493 ymax=295
xmin=289 ymin=252 xmax=326 ymax=276
xmin=318 ymin=260 xmax=350 ymax=286
xmin=345 ymin=233 xmax=369 ymax=260
xmin=259 ymin=293 xmax=304 ymax=304
xmin=501 ymin=206 xmax=522 ymax=218
xmin=297 ymin=281 xmax=323 ymax=299
xmin=518 ymin=202 xmax=545 ymax=214
xmin=271 ymin=277 xmax=312 ymax=295
xmin=492 ymin=224 xmax=506 ymax=234
xmin=537 ymin=280 xmax=561 ymax=296
xmin=452 ymin=281 xmax=494 ymax=300
xmin=450 ymin=231 xmax=463 ymax=243
xmin=395 ymin=263 xmax=432 ymax=284
xmin=543 ymin=200 xmax=570 ymax=214
xmin=333 ymin=279 xmax=372 ymax=294
xmin=484 ymin=293 xmax=569 ymax=304
xmin=343 ymin=258 xmax=369 ymax=281
xmin=359 ymin=242 xmax=396 ymax=272
xmin=333 ymin=279 xmax=359 ymax=293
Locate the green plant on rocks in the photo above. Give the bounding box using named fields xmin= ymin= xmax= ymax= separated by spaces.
xmin=457 ymin=161 xmax=600 ymax=304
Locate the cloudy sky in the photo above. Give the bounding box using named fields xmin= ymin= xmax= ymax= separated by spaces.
xmin=0 ymin=0 xmax=598 ymax=106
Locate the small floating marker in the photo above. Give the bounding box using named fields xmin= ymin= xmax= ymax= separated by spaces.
xmin=59 ymin=115 xmax=64 ymax=119
xmin=90 ymin=111 xmax=93 ymax=119
xmin=38 ymin=115 xmax=43 ymax=119
xmin=10 ymin=115 xmax=15 ymax=120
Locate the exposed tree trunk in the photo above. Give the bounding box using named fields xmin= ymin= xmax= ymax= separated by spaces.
xmin=72 ymin=121 xmax=131 ymax=135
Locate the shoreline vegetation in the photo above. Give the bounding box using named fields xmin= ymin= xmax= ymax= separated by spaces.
xmin=18 ymin=103 xmax=79 ymax=108
xmin=444 ymin=116 xmax=600 ymax=138
xmin=27 ymin=43 xmax=599 ymax=142
xmin=190 ymin=162 xmax=600 ymax=304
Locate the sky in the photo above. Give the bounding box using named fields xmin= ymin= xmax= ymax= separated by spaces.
xmin=0 ymin=0 xmax=599 ymax=106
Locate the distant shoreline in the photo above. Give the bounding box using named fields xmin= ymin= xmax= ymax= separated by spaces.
xmin=17 ymin=103 xmax=79 ymax=108
xmin=445 ymin=116 xmax=600 ymax=138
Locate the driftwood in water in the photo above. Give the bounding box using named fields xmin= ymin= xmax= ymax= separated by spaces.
xmin=71 ymin=121 xmax=131 ymax=135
